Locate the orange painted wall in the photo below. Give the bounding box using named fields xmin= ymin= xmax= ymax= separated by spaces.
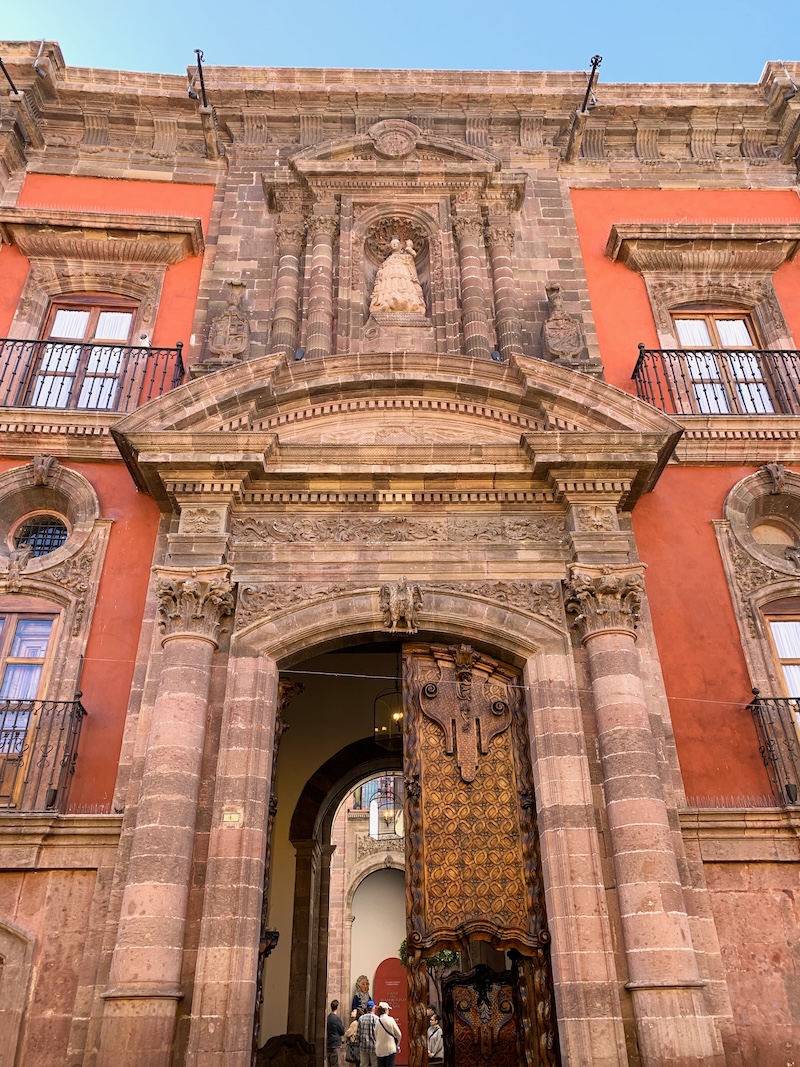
xmin=0 ymin=175 xmax=216 ymax=807
xmin=571 ymin=189 xmax=800 ymax=798
xmin=0 ymin=457 xmax=160 ymax=810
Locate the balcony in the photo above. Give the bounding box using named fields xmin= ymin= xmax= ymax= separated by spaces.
xmin=0 ymin=338 xmax=184 ymax=413
xmin=0 ymin=698 xmax=86 ymax=814
xmin=632 ymin=345 xmax=800 ymax=416
xmin=748 ymin=691 xmax=800 ymax=807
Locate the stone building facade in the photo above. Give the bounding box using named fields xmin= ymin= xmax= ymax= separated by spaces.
xmin=0 ymin=39 xmax=798 ymax=1067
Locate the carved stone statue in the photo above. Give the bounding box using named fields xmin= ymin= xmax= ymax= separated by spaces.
xmin=379 ymin=576 xmax=423 ymax=633
xmin=207 ymin=281 xmax=250 ymax=361
xmin=369 ymin=237 xmax=426 ymax=316
xmin=542 ymin=284 xmax=585 ymax=361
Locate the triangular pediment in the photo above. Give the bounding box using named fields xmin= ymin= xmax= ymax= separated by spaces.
xmin=113 ymin=352 xmax=682 ymax=508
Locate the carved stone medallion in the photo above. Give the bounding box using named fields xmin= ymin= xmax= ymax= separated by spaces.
xmin=368 ymin=119 xmax=420 ymax=159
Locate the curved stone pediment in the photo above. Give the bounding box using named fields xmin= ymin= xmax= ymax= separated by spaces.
xmin=290 ymin=123 xmax=500 ymax=167
xmin=113 ymin=352 xmax=681 ymax=508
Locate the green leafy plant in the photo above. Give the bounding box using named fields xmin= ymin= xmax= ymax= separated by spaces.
xmin=399 ymin=939 xmax=459 ymax=1010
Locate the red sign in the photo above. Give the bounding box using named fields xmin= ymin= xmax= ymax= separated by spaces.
xmin=373 ymin=956 xmax=409 ymax=1066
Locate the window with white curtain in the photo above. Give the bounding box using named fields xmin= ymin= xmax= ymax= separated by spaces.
xmin=672 ymin=310 xmax=774 ymax=415
xmin=28 ymin=296 xmax=137 ymax=411
xmin=0 ymin=614 xmax=55 ymax=762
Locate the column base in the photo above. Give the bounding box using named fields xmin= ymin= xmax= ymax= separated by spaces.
xmin=97 ymin=987 xmax=183 ymax=1067
xmin=628 ymin=985 xmax=726 ymax=1067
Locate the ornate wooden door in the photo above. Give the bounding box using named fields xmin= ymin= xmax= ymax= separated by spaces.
xmin=402 ymin=643 xmax=559 ymax=1067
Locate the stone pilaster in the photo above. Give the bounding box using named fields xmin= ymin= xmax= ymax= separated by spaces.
xmin=305 ymin=212 xmax=339 ymax=359
xmin=287 ymin=840 xmax=322 ymax=1037
xmin=452 ymin=215 xmax=492 ymax=360
xmin=97 ymin=568 xmax=234 ymax=1067
xmin=485 ymin=223 xmax=521 ymax=360
xmin=564 ymin=564 xmax=725 ymax=1067
xmin=271 ymin=225 xmax=306 ymax=357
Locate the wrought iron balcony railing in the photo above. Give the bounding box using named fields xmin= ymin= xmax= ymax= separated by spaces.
xmin=0 ymin=697 xmax=86 ymax=814
xmin=0 ymin=338 xmax=184 ymax=413
xmin=748 ymin=690 xmax=800 ymax=807
xmin=632 ymin=344 xmax=800 ymax=416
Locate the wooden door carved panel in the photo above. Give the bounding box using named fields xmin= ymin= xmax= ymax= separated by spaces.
xmin=402 ymin=643 xmax=559 ymax=1067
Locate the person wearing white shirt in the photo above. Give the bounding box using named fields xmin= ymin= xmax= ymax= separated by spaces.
xmin=374 ymin=1002 xmax=401 ymax=1067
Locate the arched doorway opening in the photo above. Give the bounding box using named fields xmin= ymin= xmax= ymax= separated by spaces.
xmin=258 ymin=633 xmax=559 ymax=1067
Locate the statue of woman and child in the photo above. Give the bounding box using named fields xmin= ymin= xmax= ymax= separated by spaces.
xmin=369 ymin=236 xmax=427 ymax=317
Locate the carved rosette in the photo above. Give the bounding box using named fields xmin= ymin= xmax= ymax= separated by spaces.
xmin=154 ymin=569 xmax=235 ymax=644
xmin=564 ymin=564 xmax=645 ymax=642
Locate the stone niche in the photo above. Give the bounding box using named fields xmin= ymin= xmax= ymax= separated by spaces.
xmin=362 ymin=216 xmax=435 ymax=353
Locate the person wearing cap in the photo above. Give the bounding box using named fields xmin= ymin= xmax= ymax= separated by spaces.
xmin=374 ymin=1002 xmax=401 ymax=1067
xmin=357 ymin=1001 xmax=378 ymax=1067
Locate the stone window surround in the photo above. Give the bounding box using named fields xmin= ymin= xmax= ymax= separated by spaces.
xmin=0 ymin=207 xmax=204 ymax=346
xmin=715 ymin=467 xmax=800 ymax=698
xmin=605 ymin=222 xmax=800 ymax=350
xmin=0 ymin=460 xmax=111 ymax=698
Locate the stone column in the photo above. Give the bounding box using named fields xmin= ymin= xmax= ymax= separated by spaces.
xmin=486 ymin=223 xmax=521 ymax=360
xmin=564 ymin=564 xmax=724 ymax=1066
xmin=305 ymin=213 xmax=339 ymax=360
xmin=98 ymin=569 xmax=234 ymax=1067
xmin=271 ymin=225 xmax=306 ymax=357
xmin=452 ymin=215 xmax=492 ymax=360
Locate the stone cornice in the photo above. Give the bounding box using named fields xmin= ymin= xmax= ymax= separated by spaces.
xmin=671 ymin=416 xmax=800 ymax=465
xmin=605 ymin=222 xmax=800 ymax=274
xmin=0 ymin=813 xmax=123 ymax=869
xmin=0 ymin=207 xmax=205 ymax=263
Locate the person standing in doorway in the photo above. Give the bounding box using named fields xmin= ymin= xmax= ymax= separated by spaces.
xmin=357 ymin=1001 xmax=378 ymax=1067
xmin=375 ymin=1002 xmax=402 ymax=1067
xmin=427 ymin=1011 xmax=443 ymax=1063
xmin=327 ymin=1000 xmax=345 ymax=1066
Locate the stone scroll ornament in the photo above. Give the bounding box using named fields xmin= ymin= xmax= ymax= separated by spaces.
xmin=154 ymin=571 xmax=235 ymax=642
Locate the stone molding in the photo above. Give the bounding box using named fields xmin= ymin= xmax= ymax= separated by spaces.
xmin=605 ymin=222 xmax=800 ymax=274
xmin=679 ymin=806 xmax=800 ymax=863
xmin=564 ymin=563 xmax=645 ymax=641
xmin=0 ymin=207 xmax=205 ymax=263
xmin=153 ymin=567 xmax=235 ymax=644
xmin=0 ymin=814 xmax=123 ymax=869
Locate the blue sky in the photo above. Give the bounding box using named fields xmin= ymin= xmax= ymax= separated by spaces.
xmin=2 ymin=0 xmax=798 ymax=83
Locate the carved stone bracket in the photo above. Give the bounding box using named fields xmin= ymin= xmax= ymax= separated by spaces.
xmin=33 ymin=455 xmax=59 ymax=486
xmin=563 ymin=564 xmax=645 ymax=641
xmin=154 ymin=567 xmax=235 ymax=644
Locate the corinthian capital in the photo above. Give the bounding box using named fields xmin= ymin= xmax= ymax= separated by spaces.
xmin=308 ymin=215 xmax=339 ymax=240
xmin=452 ymin=216 xmax=485 ymax=244
xmin=276 ymin=225 xmax=306 ymax=253
xmin=563 ymin=564 xmax=644 ymax=641
xmin=485 ymin=225 xmax=515 ymax=252
xmin=154 ymin=567 xmax=235 ymax=644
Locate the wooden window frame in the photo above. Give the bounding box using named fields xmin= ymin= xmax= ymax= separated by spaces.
xmin=26 ymin=294 xmax=140 ymax=411
xmin=670 ymin=306 xmax=777 ymax=415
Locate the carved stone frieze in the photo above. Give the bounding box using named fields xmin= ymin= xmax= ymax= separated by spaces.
xmin=563 ymin=564 xmax=645 ymax=641
xmin=235 ymin=583 xmax=351 ymax=630
xmin=154 ymin=570 xmax=235 ymax=643
xmin=572 ymin=505 xmax=618 ymax=532
xmin=231 ymin=514 xmax=566 ymax=545
xmin=181 ymin=508 xmax=224 ymax=534
xmin=379 ymin=577 xmax=423 ymax=634
xmin=433 ymin=580 xmax=564 ymax=624
xmin=234 ymin=579 xmax=565 ymax=631
xmin=356 ymin=833 xmax=402 ymax=861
